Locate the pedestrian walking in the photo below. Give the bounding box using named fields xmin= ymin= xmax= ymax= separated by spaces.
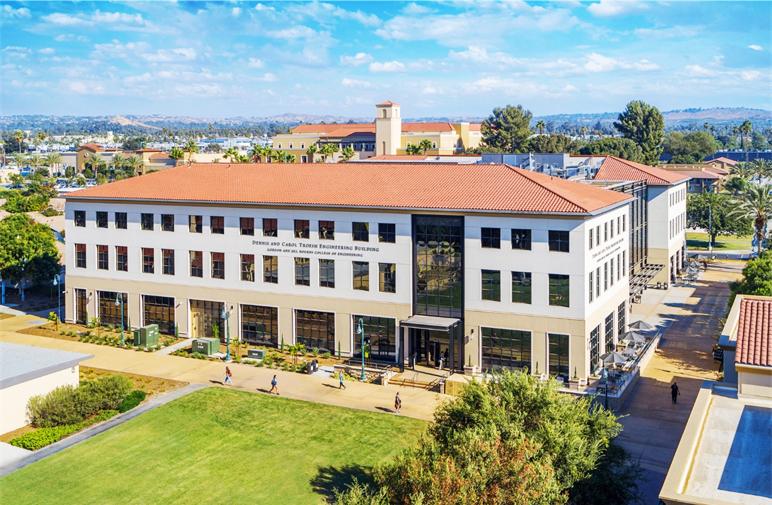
xmin=339 ymin=372 xmax=346 ymax=390
xmin=224 ymin=366 xmax=233 ymax=385
xmin=394 ymin=392 xmax=402 ymax=414
xmin=671 ymin=382 xmax=680 ymax=404
xmin=438 ymin=353 xmax=444 ymax=371
xmin=269 ymin=374 xmax=279 ymax=395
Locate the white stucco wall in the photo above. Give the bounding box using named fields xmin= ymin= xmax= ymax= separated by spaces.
xmin=0 ymin=366 xmax=80 ymax=434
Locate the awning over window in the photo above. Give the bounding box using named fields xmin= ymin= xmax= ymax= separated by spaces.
xmin=399 ymin=315 xmax=461 ymax=332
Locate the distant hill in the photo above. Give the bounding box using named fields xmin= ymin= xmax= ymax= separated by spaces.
xmin=533 ymin=107 xmax=772 ymax=128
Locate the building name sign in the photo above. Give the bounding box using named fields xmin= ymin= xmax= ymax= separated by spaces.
xmin=252 ymin=240 xmax=381 ymax=259
xmin=591 ymin=237 xmax=624 ymax=265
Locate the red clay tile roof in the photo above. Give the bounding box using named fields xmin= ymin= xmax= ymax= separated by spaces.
xmin=735 ymin=297 xmax=772 ymax=367
xmin=469 ymin=124 xmax=482 ymax=132
xmin=709 ymin=157 xmax=738 ymax=166
xmin=377 ymin=100 xmax=400 ymax=106
xmin=291 ymin=122 xmax=481 ymax=135
xmin=704 ymin=166 xmax=730 ymax=175
xmin=671 ymin=171 xmax=720 ymax=180
xmin=66 ymin=162 xmax=631 ymax=214
xmin=76 ymin=143 xmax=104 ymax=152
xmin=401 ymin=122 xmax=455 ymax=132
xmin=595 ymin=156 xmax=690 ymax=185
xmin=366 ymin=155 xmax=433 ymax=160
xmin=291 ymin=123 xmax=374 ymax=134
xmin=135 ymin=148 xmax=163 ymax=153
xmin=149 ymin=153 xmax=171 ymax=159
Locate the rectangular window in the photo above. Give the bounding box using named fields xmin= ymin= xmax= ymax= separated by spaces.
xmin=161 ymin=214 xmax=174 ymax=232
xmin=241 ymin=305 xmax=278 ymax=346
xmin=143 ymin=295 xmax=175 ymax=335
xmin=605 ymin=314 xmax=615 ymax=353
xmin=319 ymin=259 xmax=335 ymax=288
xmin=622 ymin=215 xmax=626 ymax=232
xmin=511 ymin=229 xmax=532 ymax=250
xmin=116 ymin=246 xmax=128 ymax=271
xmin=263 ymin=255 xmax=278 ymax=284
xmin=610 ymin=219 xmax=614 ymax=238
xmin=596 ymin=225 xmax=601 ymax=244
xmin=352 ymin=222 xmax=369 ymax=242
xmin=481 ymin=327 xmax=532 ymax=372
xmin=353 ymin=316 xmax=396 ymax=360
xmin=141 ymin=213 xmax=153 ymax=231
xmin=589 ymin=271 xmax=594 ymax=302
xmin=190 ymin=251 xmax=203 ymax=278
xmin=617 ymin=217 xmax=621 ymax=236
xmin=189 ymin=215 xmax=202 ymax=233
xmin=295 ymin=310 xmax=335 ymax=352
xmin=74 ymin=210 xmax=85 ymax=227
xmin=604 ymin=263 xmax=608 ymax=291
xmin=240 ymin=254 xmax=255 ymax=281
xmin=263 ymin=218 xmax=277 ymax=237
xmin=162 ymin=249 xmax=174 ymax=275
xmin=549 ymin=230 xmax=570 ymax=252
xmin=98 ymin=290 xmax=128 ymax=328
xmin=617 ymin=302 xmax=626 ymax=340
xmin=596 ymin=267 xmax=601 ymax=297
xmin=622 ymin=251 xmax=626 ymax=277
xmin=617 ymin=254 xmax=621 ymax=281
xmin=590 ymin=326 xmax=600 ymax=373
xmin=142 ymin=247 xmax=154 ymax=273
xmin=211 ymin=252 xmax=225 ymax=279
xmin=96 ymin=211 xmax=108 ymax=228
xmin=240 ymin=217 xmax=254 ymax=236
xmin=511 ymin=271 xmax=532 ymax=304
xmin=548 ymin=333 xmax=570 ymax=379
xmin=115 ymin=212 xmax=127 ymax=229
xmin=589 ymin=228 xmax=594 ymax=249
xmin=319 ymin=220 xmax=335 ymax=240
xmin=610 ymin=260 xmax=614 ymax=286
xmin=604 ymin=222 xmax=608 ymax=241
xmin=379 ymin=263 xmax=396 ymax=293
xmin=294 ymin=219 xmax=309 ymax=239
xmin=481 ymin=228 xmax=501 ymax=249
xmin=481 ymin=270 xmax=501 ymax=301
xmin=548 ymin=274 xmax=569 ymax=307
xmin=97 ymin=245 xmax=108 ymax=270
xmin=378 ymin=223 xmax=396 ymax=243
xmin=353 ymin=261 xmax=369 ymax=291
xmin=294 ymin=257 xmax=310 ymax=286
xmin=211 ymin=216 xmax=224 ymax=234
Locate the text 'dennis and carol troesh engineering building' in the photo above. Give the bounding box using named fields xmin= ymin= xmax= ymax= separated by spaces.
xmin=64 ymin=162 xmax=635 ymax=381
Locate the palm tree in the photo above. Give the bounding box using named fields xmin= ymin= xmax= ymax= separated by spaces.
xmin=321 ymin=143 xmax=339 ymax=162
xmin=730 ymin=184 xmax=772 ymax=252
xmin=184 ymin=140 xmax=199 ymax=163
xmin=703 ymin=122 xmax=710 ymax=132
xmin=581 ymin=126 xmax=588 ymax=139
xmin=536 ymin=120 xmax=546 ymax=135
xmin=733 ymin=126 xmax=740 ymax=149
xmin=86 ymin=152 xmax=104 ymax=176
xmin=406 ymin=144 xmax=422 ymax=155
xmin=724 ymin=176 xmax=748 ymax=196
xmin=28 ymin=154 xmax=43 ymax=170
xmin=169 ymin=147 xmax=184 ymax=164
xmin=38 ymin=131 xmax=47 ymax=143
xmin=419 ymin=139 xmax=433 ymax=155
xmin=223 ymin=147 xmax=238 ymax=163
xmin=306 ymin=145 xmax=318 ymax=163
xmin=750 ymin=159 xmax=771 ymax=182
xmin=14 ymin=130 xmax=24 ymax=152
xmin=110 ymin=155 xmax=125 ymax=178
xmin=249 ymin=144 xmax=263 ymax=162
xmin=740 ymin=120 xmax=752 ymax=163
xmin=341 ymin=146 xmax=355 ymax=162
xmin=124 ymin=154 xmax=143 ymax=177
xmin=11 ymin=152 xmax=26 ymax=169
xmin=45 ymin=152 xmax=63 ymax=174
xmin=710 ymin=125 xmax=716 ymax=137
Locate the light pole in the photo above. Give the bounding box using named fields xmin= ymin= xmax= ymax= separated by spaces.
xmin=221 ymin=306 xmax=231 ymax=363
xmin=602 ymin=364 xmax=609 ymax=409
xmin=355 ymin=317 xmax=366 ymax=381
xmin=708 ymin=203 xmax=713 ymax=257
xmin=115 ymin=293 xmax=124 ymax=347
xmin=53 ymin=274 xmax=61 ymax=322
xmin=20 ymin=256 xmax=26 ymax=303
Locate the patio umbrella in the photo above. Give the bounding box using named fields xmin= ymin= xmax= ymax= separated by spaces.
xmin=692 ymin=253 xmax=708 ymax=260
xmin=600 ymin=352 xmax=628 ymax=366
xmin=621 ymin=331 xmax=647 ymax=344
xmin=622 ymin=346 xmax=638 ymax=357
xmin=629 ymin=320 xmax=654 ymax=331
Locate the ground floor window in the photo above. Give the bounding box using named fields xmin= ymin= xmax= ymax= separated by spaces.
xmin=617 ymin=302 xmax=626 ymax=340
xmin=190 ymin=299 xmax=224 ymax=340
xmin=295 ymin=310 xmax=334 ymax=352
xmin=241 ymin=305 xmax=278 ymax=346
xmin=75 ymin=288 xmax=87 ymax=324
xmin=548 ymin=333 xmax=569 ymax=380
xmin=98 ymin=291 xmax=128 ymax=328
xmin=590 ymin=326 xmax=600 ymax=374
xmin=481 ymin=327 xmax=531 ymax=372
xmin=143 ymin=295 xmax=175 ymax=335
xmin=352 ymin=315 xmax=396 ymax=361
xmin=605 ymin=313 xmax=614 ymax=353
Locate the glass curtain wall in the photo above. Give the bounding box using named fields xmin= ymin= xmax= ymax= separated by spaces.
xmin=241 ymin=305 xmax=278 ymax=346
xmin=295 ymin=310 xmax=335 ymax=352
xmin=352 ymin=315 xmax=396 ymax=361
xmin=481 ymin=327 xmax=531 ymax=372
xmin=189 ymin=299 xmax=223 ymax=340
xmin=143 ymin=295 xmax=175 ymax=334
xmin=413 ymin=215 xmax=463 ymax=318
xmin=98 ymin=291 xmax=128 ymax=328
xmin=548 ymin=333 xmax=569 ymax=380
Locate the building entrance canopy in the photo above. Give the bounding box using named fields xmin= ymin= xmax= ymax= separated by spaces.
xmin=399 ymin=315 xmax=461 ymax=332
xmin=399 ymin=316 xmax=462 ymax=372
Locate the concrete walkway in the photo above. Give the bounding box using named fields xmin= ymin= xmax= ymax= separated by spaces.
xmin=155 ymin=337 xmax=194 ymax=355
xmin=0 ymin=314 xmax=446 ymax=423
xmin=0 ymin=383 xmax=207 ymax=477
xmin=616 ymin=261 xmax=744 ymax=504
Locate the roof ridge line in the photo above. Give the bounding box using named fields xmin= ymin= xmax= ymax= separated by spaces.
xmin=502 ymin=164 xmax=589 ymax=213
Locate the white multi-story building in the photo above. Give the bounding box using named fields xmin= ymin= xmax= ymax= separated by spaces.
xmin=64 ymin=162 xmax=632 ymax=380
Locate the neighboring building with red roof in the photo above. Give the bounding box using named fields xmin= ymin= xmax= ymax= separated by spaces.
xmin=705 ymin=156 xmax=738 ymax=170
xmin=272 ymin=101 xmax=483 ymax=162
xmin=658 ymin=163 xmax=728 ymax=194
xmin=64 ymin=162 xmax=633 ymax=382
xmin=594 ymin=157 xmax=689 ymax=285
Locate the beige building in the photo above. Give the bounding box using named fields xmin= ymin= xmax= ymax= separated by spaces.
xmin=660 ymin=295 xmax=772 ymax=505
xmin=272 ymin=101 xmax=483 ymax=162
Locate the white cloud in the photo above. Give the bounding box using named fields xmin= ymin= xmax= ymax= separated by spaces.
xmin=67 ymin=81 xmax=105 ymax=95
xmin=247 ymin=58 xmax=265 ymax=68
xmin=684 ymin=64 xmax=713 ymax=77
xmin=142 ymin=48 xmax=197 ymax=63
xmin=741 ymin=71 xmax=761 ymax=81
xmin=43 ymin=13 xmax=90 ymax=26
xmin=340 ymin=52 xmax=373 ymax=67
xmin=286 ymin=2 xmax=381 ymax=28
xmin=748 ymin=45 xmax=763 ymax=51
xmin=369 ymin=61 xmax=406 ymax=73
xmin=54 ymin=34 xmax=73 ymax=42
xmin=1 ymin=5 xmax=31 ymax=18
xmin=587 ymin=0 xmax=647 ymax=18
xmin=254 ymin=4 xmax=275 ymax=12
xmin=633 ymin=59 xmax=659 ymax=71
xmin=265 ymin=26 xmax=318 ymax=40
xmin=584 ymin=53 xmax=659 ymax=73
xmin=92 ymin=40 xmax=196 ymax=63
xmin=42 ymin=10 xmax=155 ymax=31
xmin=257 ymin=73 xmax=278 ymax=82
xmin=342 ymin=77 xmax=375 ymax=89
xmin=402 ymin=3 xmax=434 ymax=15
xmin=39 ymin=48 xmax=56 ymax=55
xmin=634 ymin=25 xmax=702 ymax=39
xmin=232 ymin=7 xmax=242 ymax=17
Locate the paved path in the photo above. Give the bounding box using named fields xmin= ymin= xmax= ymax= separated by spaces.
xmin=155 ymin=337 xmax=194 ymax=355
xmin=0 ymin=315 xmax=445 ymax=423
xmin=0 ymin=383 xmax=207 ymax=477
xmin=617 ymin=261 xmax=744 ymax=504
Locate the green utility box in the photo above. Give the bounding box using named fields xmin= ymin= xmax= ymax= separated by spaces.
xmin=247 ymin=349 xmax=266 ymax=360
xmin=133 ymin=324 xmax=159 ymax=347
xmin=193 ymin=337 xmax=220 ymax=356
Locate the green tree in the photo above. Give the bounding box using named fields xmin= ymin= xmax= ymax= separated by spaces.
xmin=321 ymin=143 xmax=339 ymax=162
xmin=662 ymin=131 xmax=717 ymax=163
xmin=11 ymin=152 xmax=26 ymax=169
xmin=341 ymin=146 xmax=355 ymax=161
xmin=14 ymin=130 xmax=24 ymax=153
xmin=405 ymin=143 xmax=422 ymax=155
xmin=45 ymin=152 xmax=63 ymax=174
xmin=184 ymin=140 xmax=199 ymax=163
xmin=123 ymin=154 xmax=143 ymax=177
xmin=203 ymin=143 xmax=222 ymax=153
xmin=613 ymin=100 xmax=665 ymax=166
xmin=729 ymin=184 xmax=772 ymax=251
xmin=729 ymin=252 xmax=772 ymax=307
xmin=751 ymin=131 xmax=767 ymax=150
xmin=748 ymin=159 xmax=772 ymax=181
xmin=536 ymin=120 xmax=546 ymax=135
xmin=524 ymin=133 xmax=577 ymax=154
xmin=305 ymin=144 xmax=318 ymax=163
xmin=0 ymin=213 xmax=61 ymax=284
xmin=122 ymin=136 xmax=146 ymax=152
xmin=724 ymin=176 xmax=749 ymax=196
xmin=419 ymin=139 xmax=433 ymax=154
xmin=169 ymin=147 xmax=185 ymax=164
xmin=579 ymin=138 xmax=644 ymax=163
xmin=223 ymin=147 xmax=238 ymax=163
xmin=481 ymin=105 xmax=533 ymax=153
xmin=739 ymin=120 xmax=752 ymax=162
xmin=687 ymin=192 xmax=752 ymax=246
xmin=85 ymin=153 xmax=104 ymax=177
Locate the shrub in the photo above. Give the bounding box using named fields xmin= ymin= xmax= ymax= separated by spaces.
xmin=27 ymin=385 xmax=82 ymax=428
xmin=11 ymin=410 xmax=119 ymax=451
xmin=282 ymin=363 xmax=289 ymax=371
xmin=290 ymin=364 xmax=296 ymax=372
xmin=192 ymin=352 xmax=206 ymax=360
xmin=299 ymin=362 xmax=308 ymax=372
xmin=312 ymin=347 xmax=320 ymax=357
xmin=323 ymin=352 xmax=331 ymax=359
xmin=117 ymin=390 xmax=147 ymax=413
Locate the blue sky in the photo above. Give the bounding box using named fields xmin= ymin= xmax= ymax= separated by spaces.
xmin=1 ymin=1 xmax=771 ymax=118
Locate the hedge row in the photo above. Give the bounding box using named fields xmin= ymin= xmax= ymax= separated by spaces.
xmin=117 ymin=390 xmax=146 ymax=413
xmin=10 ymin=410 xmax=119 ymax=451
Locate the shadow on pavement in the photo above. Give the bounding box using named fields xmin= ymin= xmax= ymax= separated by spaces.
xmin=311 ymin=463 xmax=373 ymax=503
xmin=374 ymin=406 xmax=394 ymax=414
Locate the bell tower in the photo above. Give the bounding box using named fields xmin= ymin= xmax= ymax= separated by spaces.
xmin=375 ymin=100 xmax=401 ymax=156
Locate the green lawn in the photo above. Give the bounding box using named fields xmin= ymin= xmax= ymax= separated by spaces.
xmin=686 ymin=232 xmax=752 ymax=251
xmin=0 ymin=388 xmax=426 ymax=505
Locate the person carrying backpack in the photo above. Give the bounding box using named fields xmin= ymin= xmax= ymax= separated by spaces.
xmin=394 ymin=392 xmax=402 ymax=414
xmin=269 ymin=374 xmax=279 ymax=395
xmin=224 ymin=366 xmax=233 ymax=386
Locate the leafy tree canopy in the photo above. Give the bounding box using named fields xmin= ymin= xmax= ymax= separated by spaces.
xmin=613 ymin=100 xmax=665 ymax=166
xmin=523 ymin=133 xmax=578 ymax=154
xmin=686 ymin=192 xmax=752 ymax=245
xmin=729 ymin=251 xmax=772 ymax=307
xmin=121 ymin=135 xmax=147 ymax=152
xmin=481 ymin=105 xmax=533 ymax=153
xmin=579 ymin=138 xmax=644 ymax=163
xmin=663 ymin=130 xmax=717 ymax=164
xmin=0 ymin=213 xmax=60 ymax=284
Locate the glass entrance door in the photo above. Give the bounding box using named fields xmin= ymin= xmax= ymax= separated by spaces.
xmin=410 ymin=329 xmax=451 ymax=368
xmin=75 ymin=288 xmax=87 ymax=324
